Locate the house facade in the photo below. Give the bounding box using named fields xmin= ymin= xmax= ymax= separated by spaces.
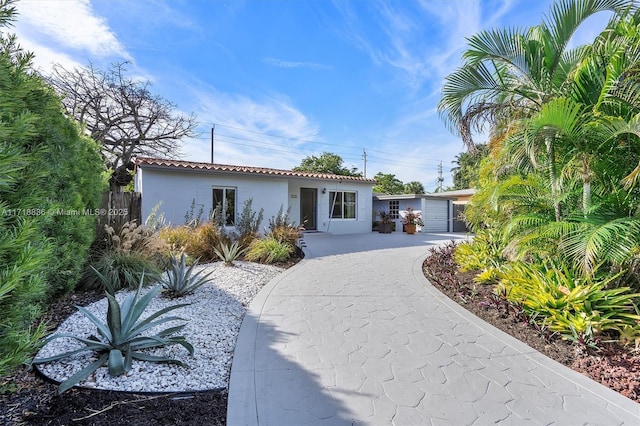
xmin=135 ymin=158 xmax=376 ymax=234
xmin=373 ymin=193 xmax=455 ymax=233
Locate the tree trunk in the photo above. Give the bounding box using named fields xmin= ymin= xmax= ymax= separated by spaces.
xmin=545 ymin=135 xmax=561 ymax=222
xmin=583 ymin=180 xmax=591 ymax=215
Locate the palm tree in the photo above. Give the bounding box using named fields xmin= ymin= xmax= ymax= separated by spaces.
xmin=439 ymin=0 xmax=633 ymax=220
xmin=439 ymin=0 xmax=632 ymax=146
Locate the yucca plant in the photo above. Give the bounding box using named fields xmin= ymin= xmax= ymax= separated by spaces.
xmin=213 ymin=241 xmax=246 ymax=266
xmin=33 ymin=273 xmax=194 ymax=394
xmin=162 ymin=252 xmax=214 ymax=297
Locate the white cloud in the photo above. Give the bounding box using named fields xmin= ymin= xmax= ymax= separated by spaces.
xmin=16 ymin=0 xmax=128 ymax=56
xmin=181 ymin=83 xmax=321 ymax=169
xmin=13 ymin=0 xmax=130 ymax=71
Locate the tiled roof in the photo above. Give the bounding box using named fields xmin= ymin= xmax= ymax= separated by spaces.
xmin=136 ymin=157 xmax=377 ymax=183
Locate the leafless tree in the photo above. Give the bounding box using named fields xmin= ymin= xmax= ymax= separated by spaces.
xmin=46 ymin=62 xmax=198 ymax=188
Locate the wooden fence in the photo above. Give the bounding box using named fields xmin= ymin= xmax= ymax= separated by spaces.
xmin=95 ymin=191 xmax=142 ymax=232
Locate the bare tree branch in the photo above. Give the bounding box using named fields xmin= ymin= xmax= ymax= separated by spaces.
xmin=46 ymin=62 xmax=198 ymax=187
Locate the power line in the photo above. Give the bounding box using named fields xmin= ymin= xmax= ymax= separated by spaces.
xmin=201 ymin=122 xmax=443 ymax=163
xmin=213 ymin=138 xmax=439 ymax=170
xmin=196 ymin=134 xmax=442 ymax=168
xmin=192 ymin=123 xmax=448 ymax=173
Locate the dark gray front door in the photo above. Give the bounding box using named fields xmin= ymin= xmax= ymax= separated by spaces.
xmin=300 ymin=188 xmax=317 ymax=231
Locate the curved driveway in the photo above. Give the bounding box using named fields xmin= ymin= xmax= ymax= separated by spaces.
xmin=227 ymin=232 xmax=640 ymax=425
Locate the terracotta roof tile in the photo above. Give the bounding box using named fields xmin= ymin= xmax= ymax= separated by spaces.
xmin=136 ymin=157 xmax=377 ymax=183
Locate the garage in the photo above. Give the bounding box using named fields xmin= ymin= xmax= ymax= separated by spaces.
xmin=373 ymin=193 xmax=454 ymax=233
xmin=422 ymin=199 xmax=450 ymax=232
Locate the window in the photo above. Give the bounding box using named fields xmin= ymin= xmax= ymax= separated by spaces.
xmin=329 ymin=191 xmax=357 ymax=219
xmin=389 ymin=200 xmax=399 ymax=219
xmin=212 ymin=187 xmax=236 ymax=225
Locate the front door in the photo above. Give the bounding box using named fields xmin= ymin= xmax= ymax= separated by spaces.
xmin=300 ymin=188 xmax=317 ymax=231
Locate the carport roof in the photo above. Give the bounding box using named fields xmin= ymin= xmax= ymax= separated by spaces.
xmin=373 ymin=193 xmax=457 ymax=201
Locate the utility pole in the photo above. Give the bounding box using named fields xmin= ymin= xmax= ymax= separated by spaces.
xmin=211 ymin=124 xmax=215 ymax=163
xmin=362 ymin=149 xmax=367 ymax=178
xmin=437 ymin=160 xmax=444 ymax=192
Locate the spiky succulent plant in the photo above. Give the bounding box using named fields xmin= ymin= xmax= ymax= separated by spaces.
xmin=34 ymin=273 xmax=193 ymax=394
xmin=213 ymin=241 xmax=246 ymax=266
xmin=161 ymin=252 xmax=214 ymax=297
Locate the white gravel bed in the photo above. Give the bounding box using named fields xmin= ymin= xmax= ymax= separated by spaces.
xmin=35 ymin=261 xmax=283 ymax=393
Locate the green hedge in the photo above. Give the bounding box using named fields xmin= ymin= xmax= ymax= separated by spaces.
xmin=0 ymin=14 xmax=105 ymax=376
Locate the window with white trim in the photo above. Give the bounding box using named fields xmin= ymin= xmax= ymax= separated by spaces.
xmin=330 ymin=191 xmax=357 ymax=219
xmin=212 ymin=187 xmax=236 ymax=225
xmin=389 ymin=200 xmax=399 ymax=219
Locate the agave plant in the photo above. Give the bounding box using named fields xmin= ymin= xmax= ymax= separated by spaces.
xmin=213 ymin=241 xmax=246 ymax=266
xmin=162 ymin=252 xmax=214 ymax=297
xmin=33 ymin=274 xmax=193 ymax=394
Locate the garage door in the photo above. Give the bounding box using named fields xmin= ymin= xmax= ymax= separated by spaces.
xmin=423 ymin=200 xmax=449 ymax=232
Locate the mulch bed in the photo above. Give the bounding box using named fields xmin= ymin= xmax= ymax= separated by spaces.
xmin=422 ymin=242 xmax=640 ymax=403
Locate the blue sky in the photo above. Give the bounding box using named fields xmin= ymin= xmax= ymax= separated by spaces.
xmin=11 ymin=0 xmax=613 ymax=190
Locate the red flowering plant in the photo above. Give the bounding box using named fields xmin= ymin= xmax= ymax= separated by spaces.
xmin=401 ymin=206 xmax=424 ymax=226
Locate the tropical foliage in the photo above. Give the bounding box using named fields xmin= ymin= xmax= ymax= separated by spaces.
xmin=372 ymin=172 xmax=404 ymax=194
xmin=450 ymin=144 xmax=489 ymax=189
xmin=441 ymin=0 xmax=640 ymax=349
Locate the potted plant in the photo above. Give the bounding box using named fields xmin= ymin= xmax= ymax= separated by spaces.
xmin=378 ymin=210 xmax=393 ymax=233
xmin=402 ymin=206 xmax=423 ymax=235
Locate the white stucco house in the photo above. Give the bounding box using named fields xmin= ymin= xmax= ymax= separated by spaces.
xmin=373 ymin=193 xmax=455 ymax=233
xmin=134 ymin=157 xmax=376 ymax=234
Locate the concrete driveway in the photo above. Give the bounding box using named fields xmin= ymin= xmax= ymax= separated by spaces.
xmin=227 ymin=232 xmax=640 ymax=425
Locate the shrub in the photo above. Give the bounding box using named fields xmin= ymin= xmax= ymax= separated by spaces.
xmin=161 ymin=252 xmax=213 ymax=297
xmin=159 ymin=225 xmax=192 ymax=253
xmin=81 ymin=250 xmax=161 ymax=292
xmin=81 ymin=221 xmax=166 ymax=292
xmin=496 ymin=259 xmax=640 ymax=345
xmin=235 ymin=199 xmax=264 ymax=249
xmin=34 ymin=275 xmax=193 ymax=394
xmin=184 ymin=199 xmax=205 ymax=228
xmin=267 ymin=205 xmax=302 ymax=246
xmin=454 ymin=230 xmax=505 ymax=283
xmin=104 ymin=221 xmax=167 ymax=261
xmin=0 ymin=5 xmax=104 ymax=376
xmin=187 ymin=223 xmax=230 ymax=262
xmin=213 ymin=241 xmax=246 ymax=266
xmin=160 ymin=223 xmax=231 ymax=263
xmin=246 ymin=237 xmax=294 ymax=264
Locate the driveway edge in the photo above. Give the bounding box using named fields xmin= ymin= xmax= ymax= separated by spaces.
xmin=411 ymin=254 xmax=640 ymax=419
xmin=226 ymin=258 xmax=310 ymax=426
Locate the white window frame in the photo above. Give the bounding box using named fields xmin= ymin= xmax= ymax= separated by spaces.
xmin=212 ymin=186 xmax=237 ymax=226
xmin=329 ymin=191 xmax=357 ymax=219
